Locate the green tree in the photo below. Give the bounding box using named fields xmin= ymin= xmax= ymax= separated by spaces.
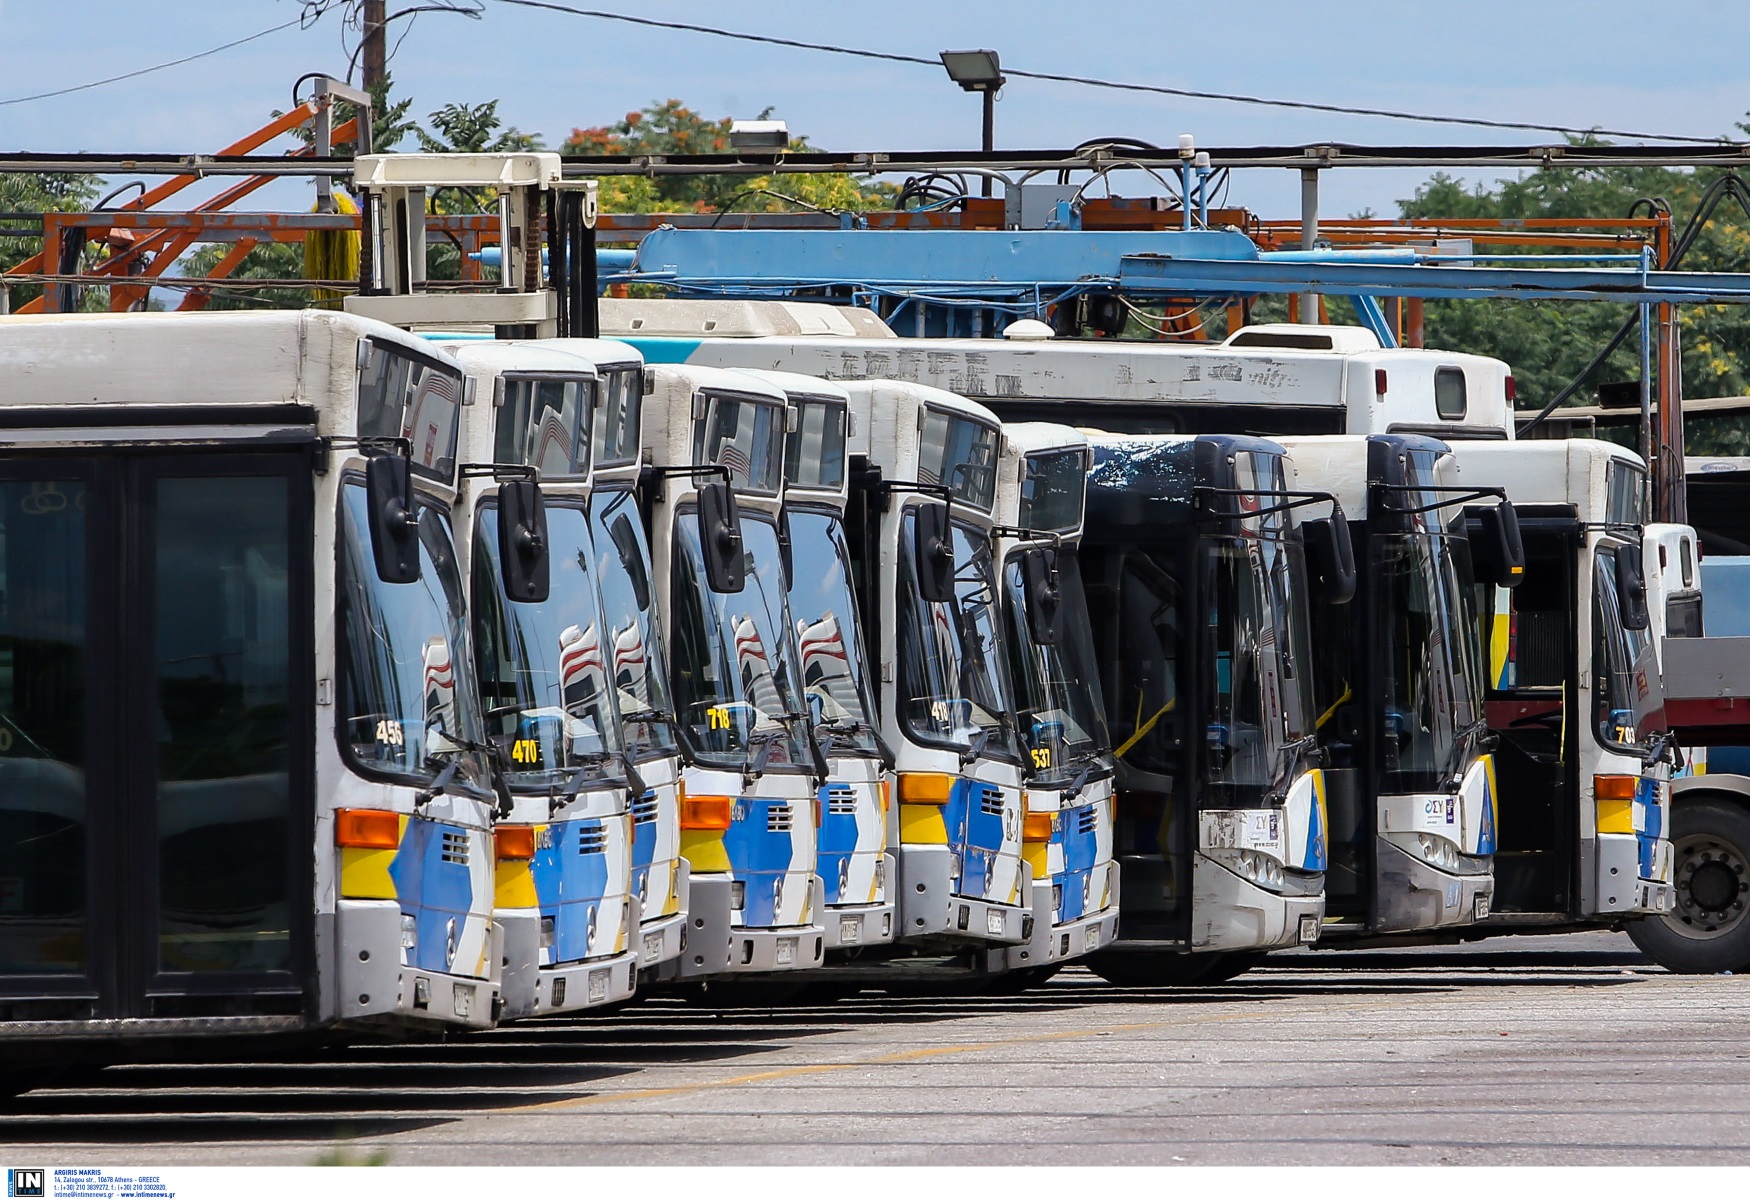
xmin=563 ymin=100 xmax=894 ymax=216
xmin=1 ymin=172 xmax=101 ymax=310
xmin=1395 ymin=147 xmax=1750 ymax=440
xmin=417 ymin=99 xmax=542 ymax=155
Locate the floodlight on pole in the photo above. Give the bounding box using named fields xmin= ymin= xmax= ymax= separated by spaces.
xmin=729 ymin=119 xmax=790 ymax=154
xmin=939 ymin=50 xmax=1005 ymax=196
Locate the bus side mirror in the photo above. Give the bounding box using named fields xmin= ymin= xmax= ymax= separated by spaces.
xmin=1303 ymin=510 xmax=1356 ymax=605
xmin=700 ymin=480 xmax=746 ymax=594
xmin=1617 ymin=548 xmax=1650 ymax=631
xmin=915 ymin=501 xmax=957 ymax=604
xmin=1024 ymin=547 xmax=1063 ymax=645
xmin=499 ymin=479 xmax=550 ymax=604
xmin=365 ymin=453 xmax=421 ymax=585
xmin=1473 ymin=501 xmax=1525 ymax=589
xmin=608 ymin=512 xmax=651 ymax=611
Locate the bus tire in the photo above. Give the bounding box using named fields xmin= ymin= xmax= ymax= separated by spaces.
xmin=1201 ymin=952 xmax=1269 ymax=984
xmin=1083 ymin=951 xmax=1221 ymax=987
xmin=992 ymin=965 xmax=1062 ymax=993
xmin=1628 ymin=796 xmax=1750 ymax=974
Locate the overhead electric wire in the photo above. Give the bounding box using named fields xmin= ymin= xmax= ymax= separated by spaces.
xmin=0 ymin=10 xmax=331 ymax=108
xmin=491 ymin=0 xmax=1731 ymax=144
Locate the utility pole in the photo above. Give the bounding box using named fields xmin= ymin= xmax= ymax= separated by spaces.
xmin=362 ymin=0 xmax=387 ymax=89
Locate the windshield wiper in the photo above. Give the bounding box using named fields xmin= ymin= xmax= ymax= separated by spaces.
xmin=1059 ymin=756 xmax=1100 ymax=803
xmin=620 ymin=706 xmax=675 ymax=726
xmin=818 ymin=717 xmax=877 ymax=747
xmin=417 ymin=733 xmax=510 ymax=817
xmin=959 ymin=726 xmax=998 ymax=769
xmin=545 ymin=750 xmax=612 ymax=817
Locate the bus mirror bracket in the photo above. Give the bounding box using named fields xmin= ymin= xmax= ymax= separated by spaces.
xmin=499 ymin=477 xmax=551 ymax=605
xmin=699 ymin=479 xmax=746 ymax=594
xmin=364 ymin=447 xmax=421 ymax=585
xmin=914 ymin=500 xmax=957 ymax=605
xmin=1303 ymin=502 xmax=1357 ymax=606
xmin=645 ymin=464 xmax=745 ymax=594
xmin=1024 ymin=546 xmax=1062 ymax=645
xmin=994 ymin=525 xmax=1064 ymax=644
xmin=880 ymin=480 xmax=957 ymax=604
xmin=462 ymin=462 xmax=551 ymax=604
xmin=1617 ymin=546 xmax=1650 ymax=631
xmin=1472 ymin=499 xmax=1525 ymax=589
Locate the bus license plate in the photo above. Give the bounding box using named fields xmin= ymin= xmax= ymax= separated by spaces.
xmin=775 ymin=937 xmax=797 ymax=966
xmin=1474 ymin=894 xmax=1491 ymax=921
xmin=643 ymin=933 xmax=663 ymax=963
xmin=840 ymin=917 xmax=861 ymax=945
xmin=1298 ymin=915 xmax=1320 ymax=943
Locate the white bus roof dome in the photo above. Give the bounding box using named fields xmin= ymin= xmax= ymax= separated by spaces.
xmin=1000 ymin=319 xmax=1056 ymax=341
xmin=1221 ymin=323 xmax=1382 ymax=353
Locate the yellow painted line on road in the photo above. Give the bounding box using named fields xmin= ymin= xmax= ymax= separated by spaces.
xmin=513 ymin=996 xmax=1404 ymax=1114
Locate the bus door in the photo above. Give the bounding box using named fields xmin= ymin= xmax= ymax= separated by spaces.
xmin=0 ymin=450 xmax=312 ymax=1024
xmin=1083 ymin=541 xmax=1194 ymax=945
xmin=1476 ymin=516 xmax=1578 ymax=915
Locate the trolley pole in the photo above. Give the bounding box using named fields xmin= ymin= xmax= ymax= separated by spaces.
xmin=362 ymin=0 xmax=387 ymax=90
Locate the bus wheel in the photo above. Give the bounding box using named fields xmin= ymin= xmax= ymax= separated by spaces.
xmin=1083 ymin=952 xmax=1220 ymax=987
xmin=1200 ymin=952 xmax=1269 ymax=984
xmin=991 ymin=965 xmax=1062 ymax=993
xmin=1629 ymin=797 xmax=1750 ymax=974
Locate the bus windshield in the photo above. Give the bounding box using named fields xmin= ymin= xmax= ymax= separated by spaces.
xmin=896 ymin=514 xmax=1017 ymax=758
xmin=1594 ymin=545 xmax=1655 ymax=749
xmin=1376 ymin=528 xmax=1480 ymax=792
xmin=671 ymin=512 xmax=811 ymax=769
xmin=1002 ymin=551 xmax=1109 ymax=782
xmin=1203 ymin=532 xmax=1316 ymax=806
xmin=786 ymin=509 xmax=880 ymax=757
xmin=473 ymin=502 xmax=622 ymax=790
xmin=338 ymin=482 xmax=489 ymax=792
xmin=589 ymin=488 xmax=679 ymax=760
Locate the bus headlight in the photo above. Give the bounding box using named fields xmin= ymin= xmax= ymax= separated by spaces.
xmin=1415 ymin=833 xmax=1462 ymax=872
xmin=400 ymin=913 xmax=418 ymax=951
xmin=731 ymin=881 xmax=747 ymax=912
xmin=1207 ymin=847 xmax=1286 ymax=892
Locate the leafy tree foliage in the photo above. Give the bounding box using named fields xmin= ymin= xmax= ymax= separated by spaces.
xmin=1394 ymin=148 xmax=1750 ymax=450
xmin=1 ymin=173 xmax=100 ymax=309
xmin=563 ymin=100 xmax=894 ymax=215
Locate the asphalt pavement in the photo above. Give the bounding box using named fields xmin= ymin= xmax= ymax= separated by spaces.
xmin=4 ymin=932 xmax=1747 ymax=1167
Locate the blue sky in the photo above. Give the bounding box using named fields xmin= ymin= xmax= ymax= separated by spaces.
xmin=3 ymin=0 xmax=1748 ymax=221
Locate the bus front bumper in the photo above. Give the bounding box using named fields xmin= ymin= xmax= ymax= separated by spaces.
xmin=336 ymin=899 xmax=501 ymax=1029
xmin=673 ymin=875 xmax=827 ymax=977
xmin=1191 ymin=856 xmax=1324 ymax=951
xmin=898 ymin=847 xmax=1029 ymax=944
xmin=1375 ymin=838 xmax=1494 ymax=932
xmin=996 ymin=861 xmax=1122 ymax=971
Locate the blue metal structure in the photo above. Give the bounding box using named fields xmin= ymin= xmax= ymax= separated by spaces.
xmin=618 ymin=227 xmax=1750 ymax=348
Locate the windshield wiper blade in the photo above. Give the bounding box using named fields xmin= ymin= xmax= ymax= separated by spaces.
xmin=620 ymin=706 xmax=675 ymax=726
xmin=547 ymin=752 xmax=614 ymax=817
xmin=959 ymin=726 xmax=998 ymax=769
xmin=1059 ymin=756 xmax=1101 ymax=803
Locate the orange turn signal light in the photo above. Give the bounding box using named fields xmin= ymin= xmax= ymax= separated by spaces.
xmin=897 ymin=772 xmax=955 ymax=805
xmin=335 ymin=808 xmax=400 ymax=850
xmin=1022 ymin=812 xmax=1055 ymax=843
xmin=494 ymin=824 xmax=538 ymax=861
xmin=681 ymin=794 xmax=735 ymax=831
xmin=1594 ymin=774 xmax=1639 ymax=801
xmin=878 ymin=779 xmax=892 ymax=812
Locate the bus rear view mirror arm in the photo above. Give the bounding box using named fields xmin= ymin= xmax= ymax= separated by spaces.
xmin=365 ymin=450 xmax=421 ymax=585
